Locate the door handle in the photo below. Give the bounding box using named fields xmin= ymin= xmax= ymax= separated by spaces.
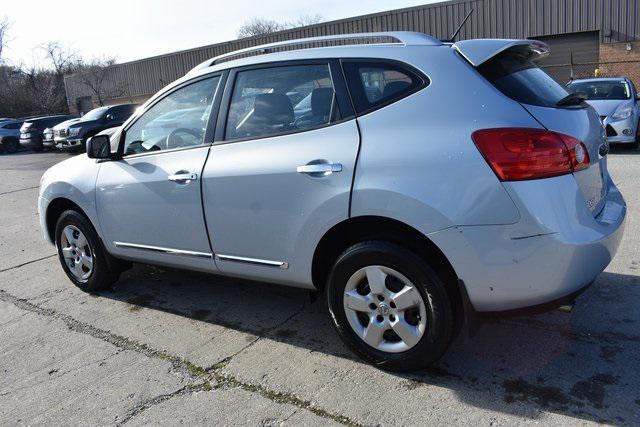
xmin=168 ymin=171 xmax=198 ymax=184
xmin=296 ymin=163 xmax=342 ymax=176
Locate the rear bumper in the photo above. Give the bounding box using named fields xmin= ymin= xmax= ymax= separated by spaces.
xmin=429 ymin=174 xmax=626 ymax=312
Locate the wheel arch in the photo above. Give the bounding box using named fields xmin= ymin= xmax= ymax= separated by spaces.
xmin=45 ymin=197 xmax=86 ymax=243
xmin=311 ymin=215 xmax=463 ymax=325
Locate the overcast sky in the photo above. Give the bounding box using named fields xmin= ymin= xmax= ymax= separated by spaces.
xmin=2 ymin=0 xmax=442 ymax=67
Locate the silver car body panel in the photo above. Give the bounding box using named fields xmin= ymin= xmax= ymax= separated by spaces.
xmin=38 ymin=35 xmax=627 ymax=313
xmin=202 ymin=120 xmax=360 ymax=289
xmin=95 ymin=146 xmax=215 ymax=273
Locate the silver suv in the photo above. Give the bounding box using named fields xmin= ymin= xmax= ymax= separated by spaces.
xmin=38 ymin=33 xmax=626 ymax=370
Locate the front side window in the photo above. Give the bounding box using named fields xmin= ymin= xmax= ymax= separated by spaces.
xmin=342 ymin=61 xmax=424 ymax=114
xmin=225 ymin=64 xmax=335 ymax=141
xmin=123 ymin=77 xmax=219 ymax=156
xmin=567 ymin=80 xmax=631 ymax=100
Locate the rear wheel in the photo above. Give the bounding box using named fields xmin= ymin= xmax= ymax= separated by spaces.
xmin=55 ymin=210 xmax=122 ymax=292
xmin=31 ymin=142 xmax=44 ymax=152
xmin=326 ymin=241 xmax=454 ymax=371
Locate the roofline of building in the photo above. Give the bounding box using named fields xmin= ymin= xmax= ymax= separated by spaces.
xmin=86 ymin=0 xmax=466 ymax=69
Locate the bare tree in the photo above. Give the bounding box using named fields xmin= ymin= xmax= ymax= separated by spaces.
xmin=237 ymin=18 xmax=285 ymax=38
xmin=0 ymin=17 xmax=10 ymax=61
xmin=75 ymin=58 xmax=128 ymax=106
xmin=41 ymin=42 xmax=81 ymax=75
xmin=288 ymin=14 xmax=323 ymax=28
xmin=237 ymin=15 xmax=323 ymax=38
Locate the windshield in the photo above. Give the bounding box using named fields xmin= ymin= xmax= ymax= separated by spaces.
xmin=567 ymin=81 xmax=631 ymax=100
xmin=477 ymin=48 xmax=569 ymax=107
xmin=81 ymin=106 xmax=108 ymax=121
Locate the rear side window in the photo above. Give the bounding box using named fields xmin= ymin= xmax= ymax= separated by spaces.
xmin=342 ymin=61 xmax=426 ymax=114
xmin=477 ymin=48 xmax=569 ymax=108
xmin=224 ymin=64 xmax=336 ymax=141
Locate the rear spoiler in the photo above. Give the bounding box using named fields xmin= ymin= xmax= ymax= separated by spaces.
xmin=452 ymin=39 xmax=550 ymax=67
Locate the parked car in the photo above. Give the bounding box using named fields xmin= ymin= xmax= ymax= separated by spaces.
xmin=38 ymin=33 xmax=626 ymax=370
xmin=43 ymin=118 xmax=81 ymax=149
xmin=55 ymin=104 xmax=137 ymax=151
xmin=567 ymin=77 xmax=640 ymax=148
xmin=0 ymin=119 xmax=23 ymax=154
xmin=20 ymin=115 xmax=76 ymax=151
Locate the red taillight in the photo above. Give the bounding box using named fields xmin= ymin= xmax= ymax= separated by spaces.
xmin=472 ymin=128 xmax=590 ymax=181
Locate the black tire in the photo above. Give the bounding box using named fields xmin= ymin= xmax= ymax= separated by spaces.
xmin=2 ymin=138 xmax=19 ymax=154
xmin=326 ymin=241 xmax=454 ymax=371
xmin=31 ymin=143 xmax=44 ymax=152
xmin=55 ymin=209 xmax=122 ymax=292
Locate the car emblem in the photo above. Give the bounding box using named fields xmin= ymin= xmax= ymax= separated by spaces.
xmin=378 ymin=303 xmax=391 ymax=316
xmin=599 ymin=143 xmax=609 ymax=157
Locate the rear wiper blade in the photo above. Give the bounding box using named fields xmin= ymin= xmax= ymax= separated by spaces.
xmin=556 ymin=92 xmax=586 ymax=107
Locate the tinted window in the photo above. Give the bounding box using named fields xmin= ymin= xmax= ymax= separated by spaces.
xmin=2 ymin=122 xmax=21 ymax=130
xmin=109 ymin=104 xmax=137 ymax=119
xmin=225 ymin=64 xmax=335 ymax=141
xmin=342 ymin=61 xmax=424 ymax=114
xmin=123 ymin=77 xmax=219 ymax=156
xmin=478 ymin=48 xmax=569 ymax=107
xmin=567 ymin=81 xmax=631 ymax=100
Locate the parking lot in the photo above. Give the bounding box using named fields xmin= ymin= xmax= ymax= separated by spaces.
xmin=0 ymin=148 xmax=638 ymax=425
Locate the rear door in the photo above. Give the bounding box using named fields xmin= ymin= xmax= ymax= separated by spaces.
xmin=472 ymin=43 xmax=609 ymax=215
xmin=202 ymin=60 xmax=359 ymax=286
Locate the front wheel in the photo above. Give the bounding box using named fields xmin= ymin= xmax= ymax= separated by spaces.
xmin=55 ymin=210 xmax=121 ymax=292
xmin=326 ymin=241 xmax=454 ymax=371
xmin=2 ymin=138 xmax=19 ymax=154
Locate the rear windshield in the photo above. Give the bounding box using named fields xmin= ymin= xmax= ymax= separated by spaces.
xmin=477 ymin=48 xmax=570 ymax=108
xmin=566 ymin=80 xmax=631 ymax=100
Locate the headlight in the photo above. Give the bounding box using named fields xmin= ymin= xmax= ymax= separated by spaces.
xmin=612 ymin=107 xmax=632 ymax=120
xmin=68 ymin=127 xmax=80 ymax=137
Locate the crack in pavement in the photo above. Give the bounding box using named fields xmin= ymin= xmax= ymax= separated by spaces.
xmin=0 ymin=289 xmax=360 ymax=426
xmin=0 ymin=186 xmax=40 ymax=196
xmin=0 ymin=254 xmax=56 ymax=274
xmin=207 ymin=302 xmax=310 ymax=371
xmin=116 ymin=382 xmax=215 ymax=425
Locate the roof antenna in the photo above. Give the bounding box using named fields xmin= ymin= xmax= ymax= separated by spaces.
xmin=444 ymin=8 xmax=474 ymax=43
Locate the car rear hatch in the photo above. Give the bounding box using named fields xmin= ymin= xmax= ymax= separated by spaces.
xmin=455 ymin=39 xmax=609 ymax=216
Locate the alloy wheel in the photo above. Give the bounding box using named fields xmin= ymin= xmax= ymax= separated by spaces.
xmin=60 ymin=225 xmax=94 ymax=282
xmin=343 ymin=265 xmax=427 ymax=353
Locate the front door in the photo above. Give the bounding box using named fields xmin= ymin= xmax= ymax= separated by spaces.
xmin=96 ymin=75 xmax=222 ymax=272
xmin=202 ymin=61 xmax=360 ymax=286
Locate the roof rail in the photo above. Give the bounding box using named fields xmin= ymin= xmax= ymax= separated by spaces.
xmin=187 ymin=32 xmax=441 ymax=75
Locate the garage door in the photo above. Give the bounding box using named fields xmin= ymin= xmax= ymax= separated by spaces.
xmin=531 ymin=31 xmax=600 ymax=84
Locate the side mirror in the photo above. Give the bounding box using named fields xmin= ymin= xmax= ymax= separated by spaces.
xmin=86 ymin=135 xmax=112 ymax=159
xmin=105 ymin=113 xmax=115 ymax=121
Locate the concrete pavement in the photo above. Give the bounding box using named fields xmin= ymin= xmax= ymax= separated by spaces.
xmin=1 ymin=148 xmax=639 ymax=425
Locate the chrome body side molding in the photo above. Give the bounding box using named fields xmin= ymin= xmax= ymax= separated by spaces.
xmin=113 ymin=242 xmax=213 ymax=259
xmin=215 ymin=254 xmax=289 ymax=270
